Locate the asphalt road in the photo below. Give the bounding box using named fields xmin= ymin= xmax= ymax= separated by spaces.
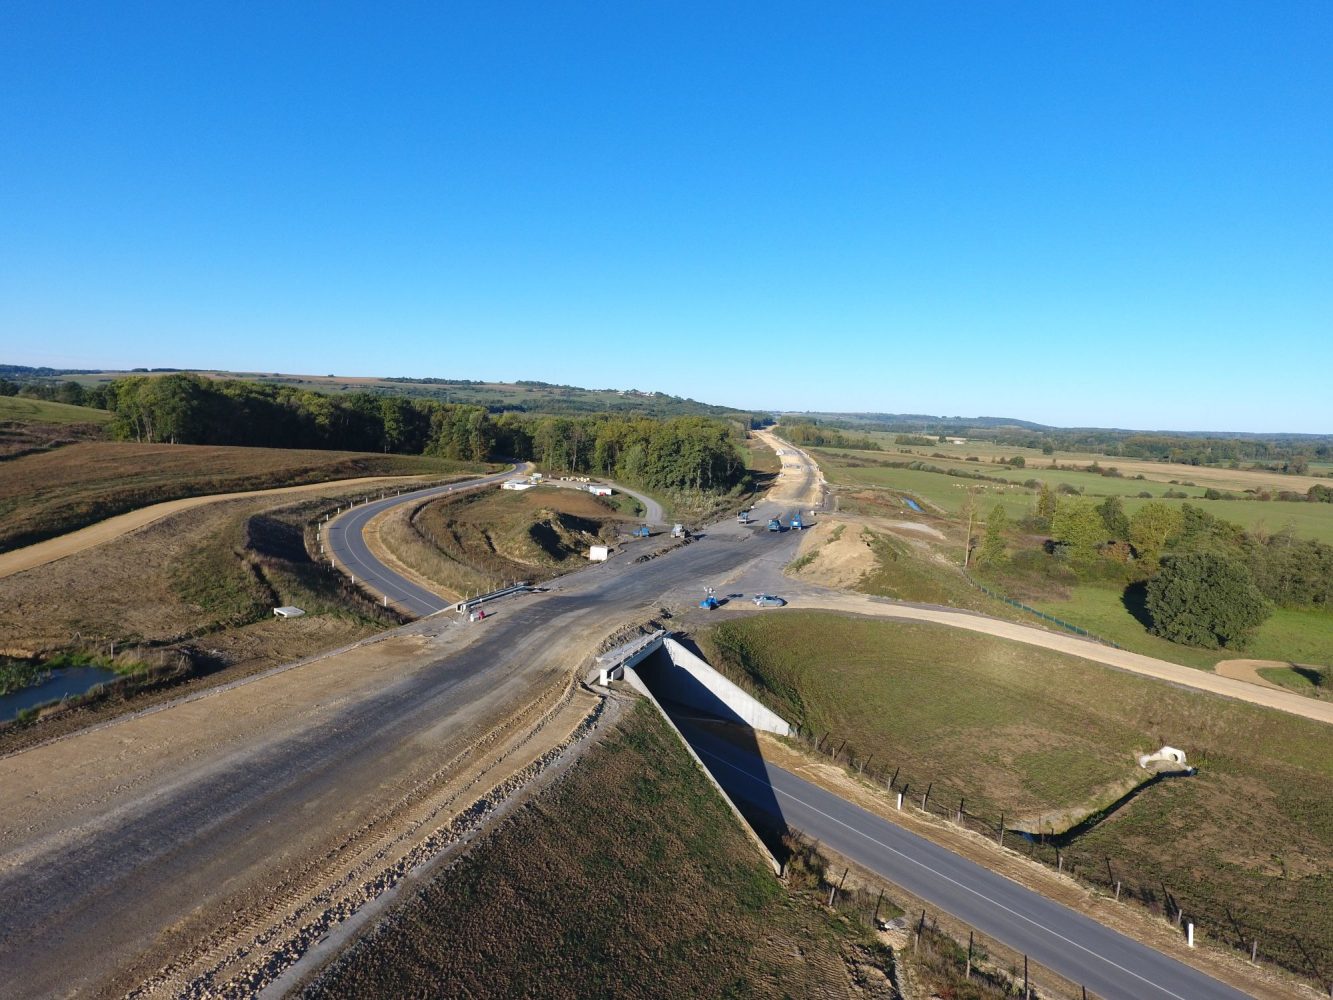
xmin=0 ymin=494 xmax=803 ymax=997
xmin=676 ymin=721 xmax=1252 ymax=1000
xmin=325 ymin=464 xmax=527 ymax=617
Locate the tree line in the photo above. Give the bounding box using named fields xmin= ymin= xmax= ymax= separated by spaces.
xmin=977 ymin=490 xmax=1331 ymax=650
xmin=81 ymin=374 xmax=748 ymax=496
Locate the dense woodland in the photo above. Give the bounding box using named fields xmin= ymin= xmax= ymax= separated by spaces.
xmin=3 ymin=374 xmax=751 ymax=498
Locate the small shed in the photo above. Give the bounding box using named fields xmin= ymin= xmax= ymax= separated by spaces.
xmin=588 ymin=485 xmax=613 ymax=496
xmin=273 ymin=606 xmax=306 ymax=619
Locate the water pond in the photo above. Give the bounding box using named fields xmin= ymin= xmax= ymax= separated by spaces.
xmin=0 ymin=667 xmax=119 ymax=722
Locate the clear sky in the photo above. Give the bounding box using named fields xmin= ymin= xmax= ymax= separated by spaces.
xmin=2 ymin=3 xmax=1329 ymax=431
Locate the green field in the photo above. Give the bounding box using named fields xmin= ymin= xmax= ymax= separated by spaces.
xmin=1030 ymin=587 xmax=1333 ymax=670
xmin=0 ymin=395 xmax=112 ymax=425
xmin=299 ymin=701 xmax=882 ymax=998
xmin=698 ymin=612 xmax=1333 ymax=981
xmin=816 ymin=448 xmax=1333 ymax=543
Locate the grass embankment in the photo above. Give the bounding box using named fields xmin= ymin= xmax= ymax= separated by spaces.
xmin=0 ymin=395 xmax=113 ymax=425
xmin=380 ymin=486 xmax=632 ymax=596
xmin=1259 ymin=665 xmax=1331 ymax=699
xmin=698 ymin=613 xmax=1333 ymax=982
xmin=301 ymin=700 xmax=888 ymax=999
xmin=0 ymin=441 xmax=490 ymax=552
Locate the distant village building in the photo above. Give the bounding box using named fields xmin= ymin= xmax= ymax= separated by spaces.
xmin=945 ymin=437 xmax=968 ymax=445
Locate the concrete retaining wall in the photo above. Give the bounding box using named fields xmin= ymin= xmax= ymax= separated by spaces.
xmin=623 ymin=666 xmax=782 ymax=875
xmin=638 ymin=638 xmax=792 ymax=737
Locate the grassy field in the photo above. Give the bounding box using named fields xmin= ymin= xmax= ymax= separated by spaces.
xmin=1259 ymin=664 xmax=1331 ymax=699
xmin=300 ymin=700 xmax=886 ymax=999
xmin=1029 ymin=586 xmax=1333 ymax=670
xmin=816 ymin=447 xmax=1333 ymax=543
xmin=840 ymin=431 xmax=1330 ymax=495
xmin=0 ymin=395 xmax=113 ymax=425
xmin=0 ymin=441 xmax=490 ymax=552
xmin=381 ymin=484 xmax=633 ymax=596
xmin=697 ymin=612 xmax=1333 ymax=981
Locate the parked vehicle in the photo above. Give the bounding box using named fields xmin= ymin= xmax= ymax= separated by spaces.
xmin=752 ymin=594 xmax=786 ymax=607
xmin=790 ymin=513 xmax=804 ymax=530
xmin=767 ymin=518 xmax=782 ymax=532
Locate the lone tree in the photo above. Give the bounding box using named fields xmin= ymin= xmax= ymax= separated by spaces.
xmin=976 ymin=503 xmax=1009 ymax=567
xmin=1145 ymin=552 xmax=1272 ymax=649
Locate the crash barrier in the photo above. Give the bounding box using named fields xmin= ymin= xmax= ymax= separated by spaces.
xmin=454 ymin=582 xmax=533 ymax=614
xmin=590 ymin=630 xmax=666 ymax=686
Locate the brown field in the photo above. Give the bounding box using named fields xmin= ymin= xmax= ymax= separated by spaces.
xmin=0 ymin=441 xmax=488 ymax=552
xmin=0 ymin=483 xmax=406 ymax=750
xmin=299 ymin=699 xmax=892 ymax=999
xmin=377 ymin=484 xmax=634 ymax=596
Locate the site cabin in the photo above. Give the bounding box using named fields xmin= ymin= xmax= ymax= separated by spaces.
xmin=589 ymin=545 xmax=610 ymax=562
xmin=588 ymin=485 xmax=613 ymax=496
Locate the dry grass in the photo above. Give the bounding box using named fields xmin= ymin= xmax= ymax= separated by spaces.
xmin=0 ymin=441 xmax=486 ymax=551
xmin=0 ymin=484 xmax=407 ymax=750
xmin=300 ymin=700 xmax=889 ymax=999
xmin=379 ymin=485 xmax=632 ymax=595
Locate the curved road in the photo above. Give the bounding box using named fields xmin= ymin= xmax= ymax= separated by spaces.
xmin=326 ymin=464 xmax=529 ymax=616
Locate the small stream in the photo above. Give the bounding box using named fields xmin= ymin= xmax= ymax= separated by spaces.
xmin=0 ymin=667 xmax=119 ymax=722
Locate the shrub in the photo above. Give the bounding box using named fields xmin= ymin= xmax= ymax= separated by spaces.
xmin=1145 ymin=552 xmax=1271 ymax=649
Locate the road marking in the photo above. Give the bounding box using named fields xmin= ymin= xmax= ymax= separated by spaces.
xmin=694 ymin=745 xmax=1209 ymax=1000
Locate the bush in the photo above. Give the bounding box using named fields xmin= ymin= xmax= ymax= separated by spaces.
xmin=1145 ymin=552 xmax=1271 ymax=650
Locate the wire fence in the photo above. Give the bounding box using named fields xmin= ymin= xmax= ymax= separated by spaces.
xmin=962 ymin=572 xmax=1125 ymax=649
xmin=784 ymin=724 xmax=1331 ymax=991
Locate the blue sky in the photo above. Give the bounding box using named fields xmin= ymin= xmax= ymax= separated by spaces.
xmin=2 ymin=3 xmax=1329 ymax=431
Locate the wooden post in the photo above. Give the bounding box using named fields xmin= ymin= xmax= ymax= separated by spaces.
xmin=873 ymin=889 xmax=883 ymax=923
xmin=998 ymin=812 xmax=1005 ymax=846
xmin=922 ymin=782 xmax=932 ymax=811
xmin=1251 ymin=938 xmax=1258 ymax=963
xmin=966 ymin=930 xmax=973 ymax=979
xmin=1024 ymin=954 xmax=1030 ymax=999
xmin=837 ymin=867 xmax=849 ymax=892
xmin=890 ymin=766 xmax=900 ymax=789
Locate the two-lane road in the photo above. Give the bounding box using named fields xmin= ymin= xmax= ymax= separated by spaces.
xmin=326 ymin=465 xmax=527 ymax=616
xmin=678 ymin=722 xmax=1252 ymax=1000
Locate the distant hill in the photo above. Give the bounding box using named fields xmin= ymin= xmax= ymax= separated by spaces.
xmin=780 ymin=411 xmax=1052 ymax=432
xmin=8 ymin=367 xmax=758 ymax=423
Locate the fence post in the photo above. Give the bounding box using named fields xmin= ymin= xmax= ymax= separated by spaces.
xmin=997 ymin=812 xmax=1005 ymax=846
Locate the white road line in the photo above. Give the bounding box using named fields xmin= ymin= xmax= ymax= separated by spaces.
xmin=696 ymin=746 xmax=1206 ymax=1000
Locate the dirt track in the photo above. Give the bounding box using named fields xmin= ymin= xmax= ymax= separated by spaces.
xmin=779 ymin=589 xmax=1333 ymax=725
xmin=0 ymin=474 xmax=432 ymax=580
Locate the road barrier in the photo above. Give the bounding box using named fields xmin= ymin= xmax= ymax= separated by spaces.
xmin=453 ymin=582 xmax=533 ymax=614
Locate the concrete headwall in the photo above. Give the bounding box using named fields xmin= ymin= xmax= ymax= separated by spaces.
xmin=638 ymin=638 xmax=792 ymax=737
xmin=623 ymin=665 xmax=782 ymax=875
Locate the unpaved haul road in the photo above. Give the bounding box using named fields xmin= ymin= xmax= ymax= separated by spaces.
xmin=0 ymin=502 xmax=801 ymax=998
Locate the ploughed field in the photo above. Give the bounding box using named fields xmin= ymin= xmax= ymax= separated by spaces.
xmin=0 ymin=440 xmax=483 ymax=551
xmin=697 ymin=612 xmax=1333 ymax=983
